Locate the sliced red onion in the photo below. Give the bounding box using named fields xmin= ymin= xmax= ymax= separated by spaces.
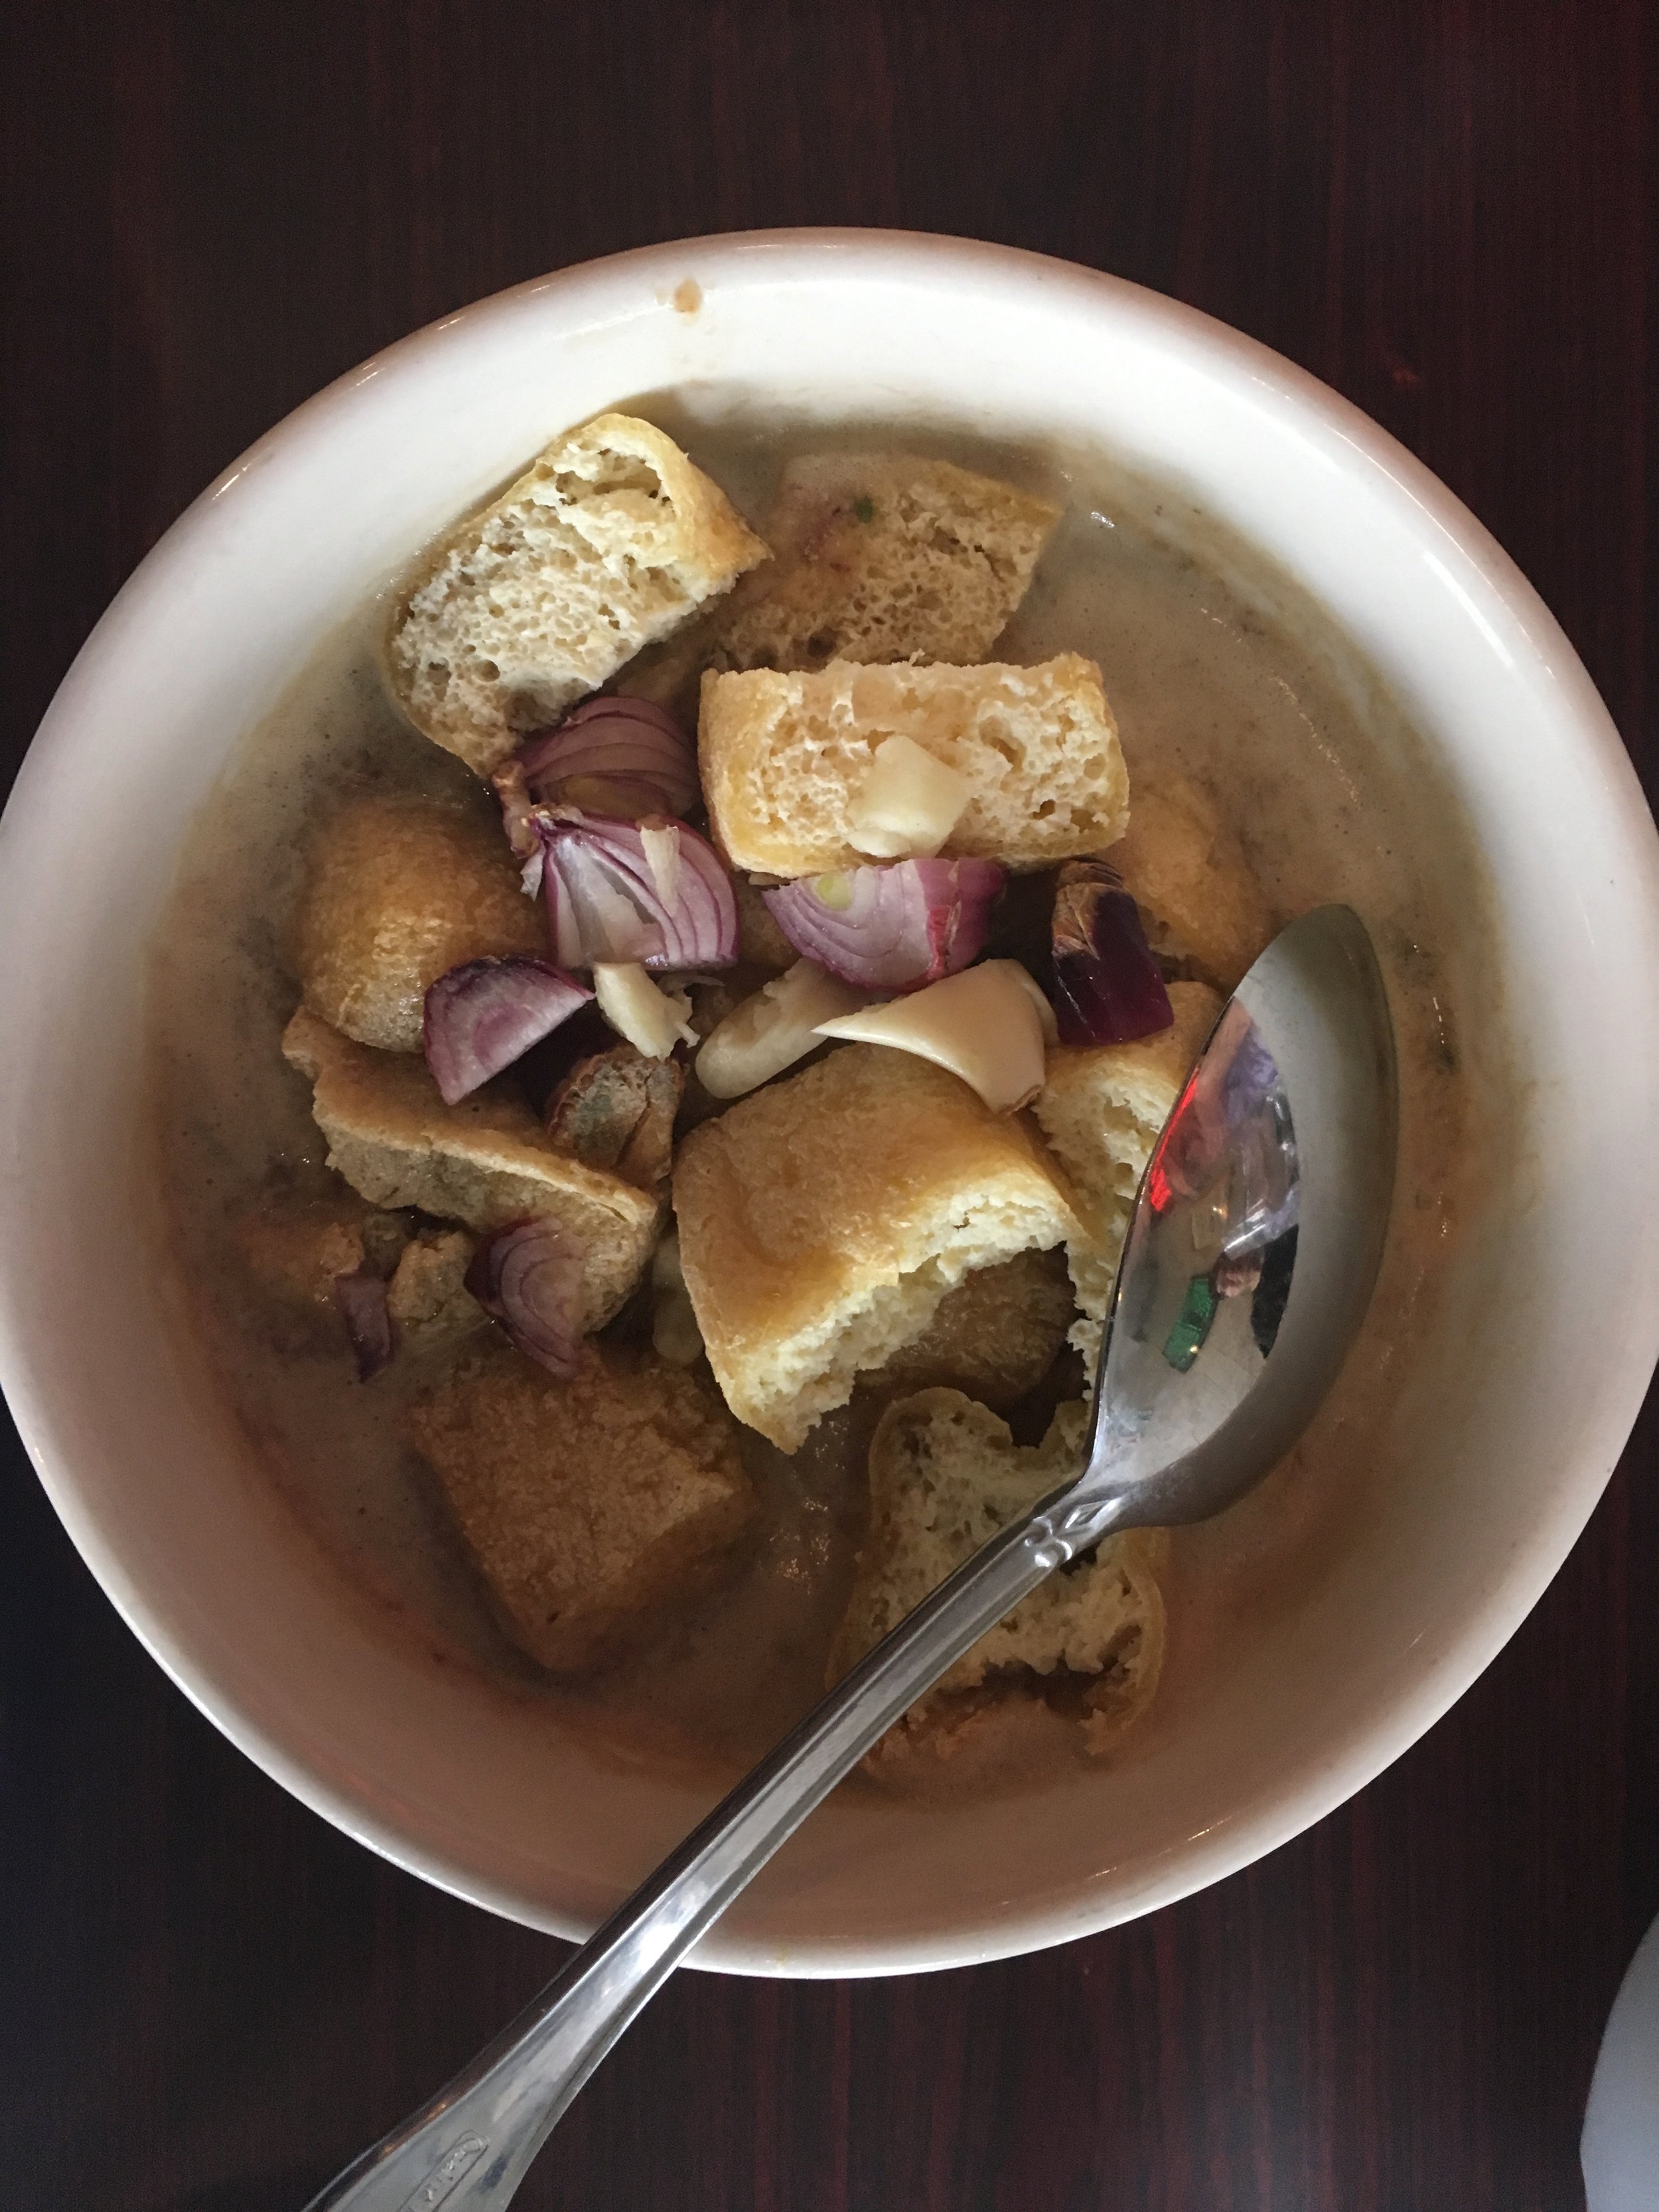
xmin=423 ymin=958 xmax=594 ymax=1105
xmin=761 ymin=858 xmax=1005 ymax=992
xmin=333 ymin=1266 xmax=394 ymax=1380
xmin=536 ymin=812 xmax=738 ymax=971
xmin=465 ymin=1217 xmax=584 ymax=1378
xmin=518 ymin=698 xmax=697 ymax=819
xmin=1050 ymin=861 xmax=1175 ymax=1047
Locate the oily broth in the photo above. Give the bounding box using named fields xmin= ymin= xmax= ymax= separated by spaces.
xmin=146 ymin=417 xmax=1501 ymax=1789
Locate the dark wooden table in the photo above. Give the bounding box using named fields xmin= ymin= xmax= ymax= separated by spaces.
xmin=3 ymin=5 xmax=1654 ymax=2207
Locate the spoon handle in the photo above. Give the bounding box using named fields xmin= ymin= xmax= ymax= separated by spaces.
xmin=303 ymin=1484 xmax=1125 ymax=2211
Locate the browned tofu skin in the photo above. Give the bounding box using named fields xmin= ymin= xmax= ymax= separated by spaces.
xmin=409 ymin=1339 xmax=755 ymax=1672
xmin=298 ymin=794 xmax=546 ymax=1052
xmin=875 ymin=1248 xmax=1075 ymax=1410
xmin=544 ymin=1047 xmax=684 ymax=1193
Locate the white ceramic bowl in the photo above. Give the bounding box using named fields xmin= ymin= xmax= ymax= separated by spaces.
xmin=3 ymin=231 xmax=1656 ymax=1977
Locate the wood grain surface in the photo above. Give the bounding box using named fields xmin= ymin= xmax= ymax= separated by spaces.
xmin=1 ymin=4 xmax=1654 ymax=2207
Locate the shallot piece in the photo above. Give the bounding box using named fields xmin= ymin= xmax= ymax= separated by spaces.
xmin=813 ymin=959 xmax=1049 ymax=1114
xmin=536 ymin=812 xmax=739 ymax=971
xmin=1050 ymin=861 xmax=1174 ymax=1047
xmin=762 ymin=857 xmax=1005 ymax=992
xmin=518 ymin=698 xmax=698 ymax=821
xmin=423 ymin=958 xmax=595 ymax=1105
xmin=465 ymin=1217 xmax=585 ymax=1378
xmin=333 ymin=1266 xmax=395 ymax=1380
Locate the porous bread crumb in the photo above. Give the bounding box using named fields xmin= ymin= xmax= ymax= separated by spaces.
xmin=297 ymin=794 xmax=545 ymax=1052
xmin=872 ymin=1248 xmax=1075 ymax=1410
xmin=409 ymin=1338 xmax=754 ymax=1672
xmin=699 ymin=654 xmax=1127 ymax=875
xmin=1110 ymin=773 xmax=1272 ymax=991
xmin=831 ymin=1391 xmax=1167 ymax=1755
xmin=673 ymin=1044 xmax=1080 ymax=1451
xmin=1033 ymin=982 xmax=1222 ymax=1362
xmin=387 ymin=412 xmax=768 ymax=776
xmin=281 ymin=1006 xmax=658 ymax=1330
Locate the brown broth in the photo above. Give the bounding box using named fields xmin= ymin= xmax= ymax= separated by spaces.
xmin=145 ymin=421 xmax=1505 ymax=1795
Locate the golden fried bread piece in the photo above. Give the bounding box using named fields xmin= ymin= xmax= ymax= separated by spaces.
xmin=831 ymin=1390 xmax=1167 ymax=1755
xmin=386 ymin=413 xmax=768 ymax=776
xmin=1109 ymin=773 xmax=1272 ymax=991
xmin=1033 ymin=982 xmax=1222 ymax=1361
xmin=699 ymin=654 xmax=1127 ymax=875
xmin=674 ymin=1044 xmax=1080 ymax=1451
xmin=297 ymin=794 xmax=545 ymax=1053
xmin=408 ymin=1337 xmax=755 ymax=1672
xmin=281 ymin=1007 xmax=658 ymax=1329
xmin=873 ymin=1248 xmax=1075 ymax=1410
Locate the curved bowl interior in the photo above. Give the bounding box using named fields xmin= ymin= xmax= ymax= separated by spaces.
xmin=2 ymin=231 xmax=1656 ymax=1976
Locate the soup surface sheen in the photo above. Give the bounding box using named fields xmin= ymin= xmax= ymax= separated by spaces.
xmin=148 ymin=417 xmax=1500 ymax=1793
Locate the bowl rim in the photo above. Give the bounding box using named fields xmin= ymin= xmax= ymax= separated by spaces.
xmin=4 ymin=226 xmax=1658 ymax=1978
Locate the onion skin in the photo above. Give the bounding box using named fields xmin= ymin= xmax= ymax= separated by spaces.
xmin=333 ymin=1266 xmax=395 ymax=1380
xmin=423 ymin=958 xmax=594 ymax=1106
xmin=761 ymin=858 xmax=1005 ymax=991
xmin=464 ymin=1217 xmax=584 ymax=1378
xmin=518 ymin=698 xmax=697 ymax=819
xmin=1050 ymin=862 xmax=1175 ymax=1047
xmin=536 ymin=812 xmax=739 ymax=972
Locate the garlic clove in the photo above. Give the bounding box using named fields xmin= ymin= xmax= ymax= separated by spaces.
xmin=812 ymin=958 xmax=1047 ymax=1112
xmin=593 ymin=962 xmax=698 ymax=1059
xmin=847 ymin=731 xmax=972 ymax=859
xmin=695 ymin=958 xmax=869 ymax=1100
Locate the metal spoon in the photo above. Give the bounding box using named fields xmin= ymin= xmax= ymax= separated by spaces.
xmin=306 ymin=903 xmax=1396 ymax=2212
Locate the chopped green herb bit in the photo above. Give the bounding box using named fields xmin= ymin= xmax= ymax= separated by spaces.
xmin=852 ymin=495 xmax=875 ymax=523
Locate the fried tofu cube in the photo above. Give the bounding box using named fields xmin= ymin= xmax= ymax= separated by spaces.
xmin=1109 ymin=773 xmax=1272 ymax=992
xmin=387 ymin=412 xmax=769 ymax=776
xmin=297 ymin=794 xmax=546 ymax=1053
xmin=281 ymin=1007 xmax=658 ymax=1330
xmin=674 ymin=1043 xmax=1081 ymax=1451
xmin=544 ymin=1046 xmax=683 ymax=1192
xmin=408 ymin=1338 xmax=755 ymax=1671
xmin=620 ymin=452 xmax=1060 ymax=713
xmin=831 ymin=1390 xmax=1167 ymax=1756
xmin=1032 ymin=982 xmax=1222 ymax=1362
xmin=699 ymin=655 xmax=1127 ymax=876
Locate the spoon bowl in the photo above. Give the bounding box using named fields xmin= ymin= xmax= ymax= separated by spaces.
xmin=1082 ymin=902 xmax=1397 ymax=1530
xmin=307 ymin=902 xmax=1398 ymax=2212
